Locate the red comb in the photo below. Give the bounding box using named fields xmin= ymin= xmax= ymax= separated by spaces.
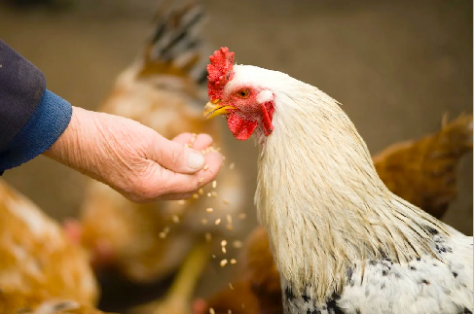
xmin=207 ymin=47 xmax=235 ymax=101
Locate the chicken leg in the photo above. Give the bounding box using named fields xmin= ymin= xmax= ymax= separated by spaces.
xmin=129 ymin=241 xmax=211 ymax=314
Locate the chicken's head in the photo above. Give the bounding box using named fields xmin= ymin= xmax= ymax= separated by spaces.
xmin=204 ymin=47 xmax=276 ymax=140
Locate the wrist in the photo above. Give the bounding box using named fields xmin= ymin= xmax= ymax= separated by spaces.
xmin=44 ymin=106 xmax=97 ymax=176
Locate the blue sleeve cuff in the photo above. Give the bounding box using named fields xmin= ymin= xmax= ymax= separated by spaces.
xmin=0 ymin=89 xmax=72 ymax=172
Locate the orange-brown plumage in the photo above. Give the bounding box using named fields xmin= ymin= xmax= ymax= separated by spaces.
xmin=70 ymin=5 xmax=247 ymax=313
xmin=0 ymin=179 xmax=101 ymax=312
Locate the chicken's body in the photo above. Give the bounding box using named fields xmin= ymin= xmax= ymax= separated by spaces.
xmin=0 ymin=179 xmax=100 ymax=311
xmin=200 ymin=115 xmax=473 ymax=314
xmin=76 ymin=0 xmax=245 ymax=293
xmin=204 ymin=49 xmax=473 ymax=314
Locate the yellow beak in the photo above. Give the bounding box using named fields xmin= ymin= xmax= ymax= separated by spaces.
xmin=203 ymin=100 xmax=236 ymax=119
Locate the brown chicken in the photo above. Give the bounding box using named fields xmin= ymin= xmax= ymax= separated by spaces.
xmin=0 ymin=179 xmax=105 ymax=313
xmin=64 ymin=1 xmax=246 ymax=312
xmin=198 ymin=114 xmax=473 ymax=314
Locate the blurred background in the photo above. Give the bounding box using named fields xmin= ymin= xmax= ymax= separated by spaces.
xmin=0 ymin=0 xmax=472 ymax=312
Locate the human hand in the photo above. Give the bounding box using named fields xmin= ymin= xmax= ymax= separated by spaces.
xmin=44 ymin=106 xmax=223 ymax=202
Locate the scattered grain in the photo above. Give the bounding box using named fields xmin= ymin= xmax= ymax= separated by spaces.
xmin=215 ymin=218 xmax=221 ymax=225
xmin=209 ymin=308 xmax=215 ymax=314
xmin=229 ymin=162 xmax=235 ymax=170
xmin=233 ymin=241 xmax=243 ymax=248
xmin=206 ymin=207 xmax=213 ymax=213
xmin=172 ymin=215 xmax=180 ymax=223
xmin=205 ymin=232 xmax=212 ymax=242
xmin=228 ymin=283 xmax=234 ymax=290
xmin=212 ymin=181 xmax=217 ymax=188
xmin=230 ymin=259 xmax=237 ymax=265
xmin=238 ymin=213 xmax=247 ymax=220
xmin=220 ymin=259 xmax=228 ymax=267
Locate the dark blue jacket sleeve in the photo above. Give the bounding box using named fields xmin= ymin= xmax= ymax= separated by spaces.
xmin=0 ymin=40 xmax=72 ymax=173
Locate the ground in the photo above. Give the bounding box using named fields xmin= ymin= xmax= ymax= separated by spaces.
xmin=0 ymin=0 xmax=472 ymax=311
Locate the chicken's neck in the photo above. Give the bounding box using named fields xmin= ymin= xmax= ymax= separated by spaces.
xmin=254 ymin=84 xmax=447 ymax=302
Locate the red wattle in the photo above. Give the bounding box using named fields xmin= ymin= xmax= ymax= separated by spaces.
xmin=261 ymin=102 xmax=274 ymax=136
xmin=227 ymin=113 xmax=258 ymax=140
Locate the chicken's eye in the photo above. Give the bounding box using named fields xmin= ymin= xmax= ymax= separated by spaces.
xmin=237 ymin=89 xmax=250 ymax=98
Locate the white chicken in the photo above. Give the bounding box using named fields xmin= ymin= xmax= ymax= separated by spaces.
xmin=203 ymin=47 xmax=473 ymax=314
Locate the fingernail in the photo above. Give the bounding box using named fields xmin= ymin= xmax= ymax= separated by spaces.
xmin=188 ymin=150 xmax=205 ymax=169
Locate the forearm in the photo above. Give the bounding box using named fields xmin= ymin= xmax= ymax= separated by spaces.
xmin=0 ymin=40 xmax=72 ymax=173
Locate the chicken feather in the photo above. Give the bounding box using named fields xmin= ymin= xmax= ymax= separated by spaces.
xmin=204 ymin=49 xmax=473 ymax=314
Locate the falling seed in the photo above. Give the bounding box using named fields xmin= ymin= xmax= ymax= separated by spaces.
xmin=229 ymin=162 xmax=235 ymax=170
xmin=226 ymin=215 xmax=232 ymax=224
xmin=206 ymin=207 xmax=213 ymax=213
xmin=212 ymin=254 xmax=216 ymax=258
xmin=201 ymin=219 xmax=208 ymax=225
xmin=228 ymin=310 xmax=232 ymax=314
xmin=233 ymin=241 xmax=243 ymax=248
xmin=221 ymin=240 xmax=227 ymax=247
xmin=230 ymin=259 xmax=237 ymax=265
xmin=193 ymin=194 xmax=199 ymax=199
xmin=203 ymin=164 xmax=209 ymax=171
xmin=159 ymin=232 xmax=167 ymax=239
xmin=215 ymin=218 xmax=221 ymax=225
xmin=205 ymin=233 xmax=212 ymax=242
xmin=226 ymin=225 xmax=233 ymax=231
xmin=211 ymin=191 xmax=218 ymax=197
xmin=222 ymin=247 xmax=227 ymax=254
xmin=199 ymin=177 xmax=204 ymax=183
xmin=163 ymin=227 xmax=170 ymax=233
xmin=223 ymin=199 xmax=230 ymax=205
xmin=220 ymin=259 xmax=228 ymax=267
xmin=178 ymin=200 xmax=186 ymax=205
xmin=172 ymin=215 xmax=180 ymax=223
xmin=207 ymin=192 xmax=212 ymax=197
xmin=198 ymin=188 xmax=204 ymax=195
xmin=228 ymin=283 xmax=234 ymax=290
xmin=238 ymin=213 xmax=247 ymax=220
xmin=190 ymin=133 xmax=197 ymax=144
xmin=212 ymin=181 xmax=217 ymax=188
xmin=209 ymin=308 xmax=215 ymax=314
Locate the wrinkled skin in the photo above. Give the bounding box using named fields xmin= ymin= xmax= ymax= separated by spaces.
xmin=45 ymin=106 xmax=223 ymax=202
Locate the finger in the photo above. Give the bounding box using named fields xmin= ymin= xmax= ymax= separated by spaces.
xmin=171 ymin=132 xmax=194 ymax=145
xmin=151 ymin=150 xmax=223 ymax=200
xmin=191 ymin=134 xmax=213 ymax=151
xmin=172 ymin=133 xmax=213 ymax=151
xmin=152 ymin=135 xmax=207 ymax=174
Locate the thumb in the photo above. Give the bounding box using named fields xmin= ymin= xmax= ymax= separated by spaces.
xmin=151 ymin=136 xmax=205 ymax=174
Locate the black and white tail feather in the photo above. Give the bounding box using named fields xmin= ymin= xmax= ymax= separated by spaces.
xmin=141 ymin=0 xmax=209 ymax=88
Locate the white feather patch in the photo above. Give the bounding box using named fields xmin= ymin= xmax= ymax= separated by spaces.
xmin=257 ymin=90 xmax=273 ymax=103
